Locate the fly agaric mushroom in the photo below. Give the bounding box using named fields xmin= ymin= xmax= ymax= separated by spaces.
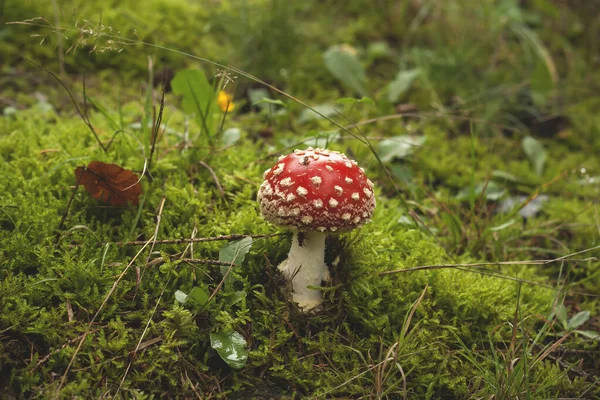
xmin=257 ymin=147 xmax=376 ymax=311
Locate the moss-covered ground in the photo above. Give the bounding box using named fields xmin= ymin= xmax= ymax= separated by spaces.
xmin=1 ymin=0 xmax=599 ymax=398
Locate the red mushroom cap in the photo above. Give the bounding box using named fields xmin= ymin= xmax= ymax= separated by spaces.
xmin=257 ymin=147 xmax=376 ymax=232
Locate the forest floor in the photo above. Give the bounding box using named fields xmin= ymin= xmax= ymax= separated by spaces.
xmin=1 ymin=1 xmax=599 ymax=398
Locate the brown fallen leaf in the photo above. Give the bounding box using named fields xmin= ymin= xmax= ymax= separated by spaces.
xmin=75 ymin=161 xmax=143 ymax=206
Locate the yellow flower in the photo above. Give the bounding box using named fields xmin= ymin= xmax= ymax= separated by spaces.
xmin=217 ymin=90 xmax=235 ymax=112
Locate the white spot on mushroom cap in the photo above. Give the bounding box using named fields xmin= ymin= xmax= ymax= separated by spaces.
xmin=263 ymin=168 xmax=271 ymax=179
xmin=342 ymin=213 xmax=351 ymax=220
xmin=278 ymin=155 xmax=286 ymax=161
xmin=286 ymin=193 xmax=296 ymax=202
xmin=280 ymin=177 xmax=293 ymax=187
xmin=313 ymin=199 xmax=323 ymax=209
xmin=325 ymin=165 xmax=334 ymax=172
xmin=301 ymin=215 xmax=313 ymax=224
xmin=317 ymin=226 xmax=326 ymax=232
xmin=351 ymin=192 xmax=360 ymax=201
xmin=291 ymin=208 xmax=301 ymax=216
xmin=262 ymin=183 xmax=273 ymax=196
xmin=344 ymin=161 xmax=352 ymax=168
xmin=353 ymin=216 xmax=361 ymax=223
xmin=334 ymin=185 xmax=343 ymax=195
xmin=310 ymin=176 xmax=322 ymax=187
xmin=330 ymin=226 xmax=338 ymax=232
xmin=272 ymin=163 xmax=285 ymax=176
xmin=296 ymin=186 xmax=308 ymax=197
xmin=345 ymin=177 xmax=353 ymax=184
xmin=363 ymin=188 xmax=373 ymax=198
xmin=329 ymin=198 xmax=339 ymax=208
xmin=367 ymin=179 xmax=374 ymax=188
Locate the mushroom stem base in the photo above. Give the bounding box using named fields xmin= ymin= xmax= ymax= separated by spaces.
xmin=278 ymin=231 xmax=329 ymax=311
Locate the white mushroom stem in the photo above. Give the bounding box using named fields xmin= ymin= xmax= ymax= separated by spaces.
xmin=278 ymin=231 xmax=330 ymax=311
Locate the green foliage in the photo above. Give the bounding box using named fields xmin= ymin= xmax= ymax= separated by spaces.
xmin=323 ymin=44 xmax=368 ymax=96
xmin=1 ymin=0 xmax=599 ymax=398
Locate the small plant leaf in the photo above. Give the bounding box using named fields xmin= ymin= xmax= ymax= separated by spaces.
xmin=377 ymin=135 xmax=425 ymax=162
xmin=248 ymin=88 xmax=271 ymax=112
xmin=568 ymin=311 xmax=590 ymax=330
xmin=489 ymin=218 xmax=518 ymax=232
xmin=522 ymin=136 xmax=547 ymax=176
xmin=387 ymin=69 xmax=421 ymax=103
xmin=576 ymin=330 xmax=600 ymax=341
xmin=323 ymin=45 xmax=368 ymax=96
xmin=492 ymin=170 xmax=520 ymax=182
xmin=171 ymin=69 xmax=214 ymax=125
xmin=174 ymin=290 xmax=188 ymax=304
xmin=219 ymin=237 xmax=253 ymax=278
xmin=75 ymin=161 xmax=142 ymax=206
xmin=556 ymin=304 xmax=568 ymax=330
xmin=456 ymin=182 xmax=506 ymax=201
xmin=221 ymin=128 xmax=241 ymax=146
xmin=219 ymin=237 xmax=253 ymax=267
xmin=252 ymin=98 xmax=286 ymax=108
xmin=335 ymin=96 xmax=375 ymax=106
xmin=530 ymin=60 xmax=554 ymax=106
xmin=210 ymin=331 xmax=248 ymax=369
xmin=187 ymin=286 xmax=209 ymax=306
xmin=227 ymin=291 xmax=247 ymax=306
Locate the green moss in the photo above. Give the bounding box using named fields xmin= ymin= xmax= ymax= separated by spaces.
xmin=2 ymin=0 xmax=599 ymax=397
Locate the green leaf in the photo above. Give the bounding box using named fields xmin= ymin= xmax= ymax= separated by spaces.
xmin=221 ymin=128 xmax=241 ymax=146
xmin=219 ymin=237 xmax=253 ymax=277
xmin=252 ymin=98 xmax=287 ymax=107
xmin=187 ymin=286 xmax=209 ymax=306
xmin=492 ymin=170 xmax=520 ymax=183
xmin=171 ymin=69 xmax=214 ymax=128
xmin=556 ymin=305 xmax=568 ymax=330
xmin=335 ymin=96 xmax=375 ymax=106
xmin=210 ymin=331 xmax=248 ymax=369
xmin=522 ymin=136 xmax=547 ymax=176
xmin=576 ymin=330 xmax=600 ymax=341
xmin=489 ymin=218 xmax=518 ymax=232
xmin=568 ymin=311 xmax=590 ymax=330
xmin=248 ymin=88 xmax=271 ymax=112
xmin=377 ymin=135 xmax=425 ymax=162
xmin=174 ymin=287 xmax=209 ymax=306
xmin=387 ymin=69 xmax=421 ymax=103
xmin=456 ymin=182 xmax=506 ymax=201
xmin=530 ymin=60 xmax=553 ymax=106
xmin=367 ymin=41 xmax=393 ymax=62
xmin=323 ymin=45 xmax=368 ymax=96
xmin=227 ymin=291 xmax=247 ymax=306
xmin=174 ymin=290 xmax=188 ymax=304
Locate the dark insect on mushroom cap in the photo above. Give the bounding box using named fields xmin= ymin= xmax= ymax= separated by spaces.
xmin=257 ymin=147 xmax=376 ymax=232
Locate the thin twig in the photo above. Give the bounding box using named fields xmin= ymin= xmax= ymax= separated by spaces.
xmin=146 ymin=257 xmax=235 ymax=267
xmin=378 ymin=258 xmax=598 ymax=276
xmin=147 ymin=86 xmax=165 ymax=173
xmin=198 ymin=160 xmax=226 ymax=198
xmin=139 ymin=196 xmax=167 ymax=285
xmin=110 ymin=233 xmax=281 ymax=247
